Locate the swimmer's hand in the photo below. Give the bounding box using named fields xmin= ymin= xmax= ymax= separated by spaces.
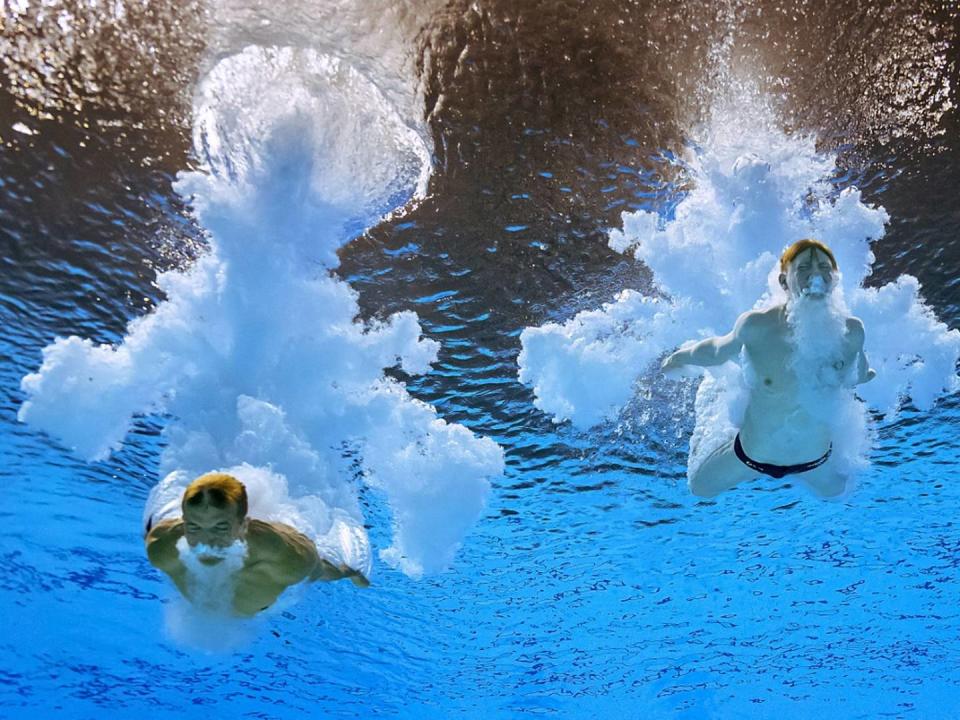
xmin=661 ymin=352 xmax=685 ymax=373
xmin=344 ymin=567 xmax=370 ymax=588
xmin=312 ymin=558 xmax=370 ymax=587
xmin=661 ymin=352 xmax=703 ymax=380
xmin=854 ymin=350 xmax=876 ymax=385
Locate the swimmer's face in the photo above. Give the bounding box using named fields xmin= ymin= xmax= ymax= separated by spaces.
xmin=781 ymin=247 xmax=836 ymax=299
xmin=183 ymin=502 xmax=245 ymax=552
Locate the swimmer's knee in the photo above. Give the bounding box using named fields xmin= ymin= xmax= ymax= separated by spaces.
xmin=806 ymin=474 xmax=848 ymax=500
xmin=687 ymin=472 xmax=722 ymax=499
xmin=690 ymin=488 xmax=717 ymax=499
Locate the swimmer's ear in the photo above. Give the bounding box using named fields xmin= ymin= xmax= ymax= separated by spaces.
xmin=778 ymin=273 xmax=788 ymax=290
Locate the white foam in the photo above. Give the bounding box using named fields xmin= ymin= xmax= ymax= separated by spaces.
xmin=802 ymin=275 xmax=827 ymax=296
xmin=20 ymin=18 xmax=504 ymax=581
xmin=175 ymin=536 xmax=248 ymax=615
xmin=163 ymin=600 xmax=260 ymax=654
xmin=519 ymin=95 xmax=959 ymax=479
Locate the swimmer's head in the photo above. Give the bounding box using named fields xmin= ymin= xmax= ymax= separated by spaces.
xmin=779 ymin=239 xmax=838 ymax=299
xmin=182 ymin=473 xmax=248 ymax=551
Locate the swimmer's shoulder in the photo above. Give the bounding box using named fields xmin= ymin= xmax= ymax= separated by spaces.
xmin=245 ymin=519 xmax=319 ymax=584
xmin=145 ymin=517 xmax=183 ymax=544
xmin=733 ymin=306 xmax=781 ymax=343
xmin=246 ymin=519 xmax=315 ymax=551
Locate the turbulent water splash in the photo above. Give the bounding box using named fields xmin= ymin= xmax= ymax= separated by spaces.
xmin=518 ymin=92 xmax=960 ymax=479
xmin=18 ymin=3 xmax=504 ymax=582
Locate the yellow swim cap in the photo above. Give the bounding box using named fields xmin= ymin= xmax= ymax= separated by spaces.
xmin=182 ymin=472 xmax=248 ymax=519
xmin=780 ymin=238 xmax=838 ymax=274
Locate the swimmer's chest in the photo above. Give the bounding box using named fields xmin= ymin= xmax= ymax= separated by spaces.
xmin=231 ymin=564 xmax=289 ymax=616
xmin=743 ymin=333 xmax=849 ymax=392
xmin=743 ymin=334 xmax=793 ymax=391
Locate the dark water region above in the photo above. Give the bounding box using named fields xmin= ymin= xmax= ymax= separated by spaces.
xmin=2 ymin=0 xmax=957 ymax=339
xmin=338 ymin=0 xmax=960 ymax=456
xmin=354 ymin=0 xmax=960 ymax=324
xmin=2 ymin=0 xmax=960 ymax=717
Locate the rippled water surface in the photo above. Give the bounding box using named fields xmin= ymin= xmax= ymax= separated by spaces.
xmin=2 ymin=1 xmax=959 ymax=718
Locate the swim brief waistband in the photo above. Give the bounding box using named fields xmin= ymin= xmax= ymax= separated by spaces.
xmin=734 ymin=433 xmax=832 ymax=479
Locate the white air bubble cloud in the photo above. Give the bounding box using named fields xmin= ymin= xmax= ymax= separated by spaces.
xmin=519 ymin=97 xmax=959 ymax=481
xmin=20 ymin=45 xmax=504 ymax=588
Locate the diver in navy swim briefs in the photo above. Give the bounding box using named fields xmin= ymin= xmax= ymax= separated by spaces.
xmin=661 ymin=239 xmax=876 ymax=498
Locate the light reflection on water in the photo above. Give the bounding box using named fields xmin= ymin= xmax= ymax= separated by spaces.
xmin=2 ymin=0 xmax=960 ymax=717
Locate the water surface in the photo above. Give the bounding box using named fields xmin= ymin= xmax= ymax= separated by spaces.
xmin=2 ymin=1 xmax=959 ymax=717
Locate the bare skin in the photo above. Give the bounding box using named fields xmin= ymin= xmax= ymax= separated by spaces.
xmin=145 ymin=502 xmax=368 ymax=617
xmin=662 ymin=247 xmax=876 ymax=499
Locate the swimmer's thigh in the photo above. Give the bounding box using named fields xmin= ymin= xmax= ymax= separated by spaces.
xmin=688 ymin=438 xmax=757 ymax=497
xmin=798 ymin=461 xmax=848 ymax=499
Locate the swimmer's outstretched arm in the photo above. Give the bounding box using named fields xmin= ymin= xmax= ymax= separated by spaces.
xmin=662 ymin=312 xmax=752 ymax=371
xmin=246 ymin=520 xmax=370 ymax=588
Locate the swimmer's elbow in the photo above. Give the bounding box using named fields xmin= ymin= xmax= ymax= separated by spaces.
xmin=851 ymin=349 xmax=875 ymax=385
xmin=146 ymin=536 xmax=176 ymax=571
xmin=714 ymin=341 xmax=742 ymax=365
xmin=145 ymin=521 xmax=183 ymax=570
xmin=145 ymin=540 xmax=161 ymax=567
xmin=285 ymin=548 xmax=322 ymax=584
xmin=691 ymin=488 xmax=720 ymax=499
xmin=690 ymin=334 xmax=740 ymax=367
xmin=266 ymin=557 xmax=312 ymax=587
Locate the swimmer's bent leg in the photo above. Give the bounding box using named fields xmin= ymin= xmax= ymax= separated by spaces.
xmin=688 ymin=437 xmax=758 ymax=498
xmin=797 ymin=461 xmax=849 ymax=499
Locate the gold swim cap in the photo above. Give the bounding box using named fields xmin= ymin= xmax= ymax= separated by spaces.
xmin=182 ymin=472 xmax=248 ymax=519
xmin=780 ymin=238 xmax=838 ymax=274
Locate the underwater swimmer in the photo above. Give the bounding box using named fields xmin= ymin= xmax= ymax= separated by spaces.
xmin=661 ymin=239 xmax=876 ymax=499
xmin=145 ymin=472 xmax=369 ymax=616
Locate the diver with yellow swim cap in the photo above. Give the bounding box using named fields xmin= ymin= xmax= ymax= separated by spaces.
xmin=145 ymin=472 xmax=369 ymax=616
xmin=661 ymin=239 xmax=876 ymax=498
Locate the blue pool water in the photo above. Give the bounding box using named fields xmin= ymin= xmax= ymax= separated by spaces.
xmin=2 ymin=1 xmax=960 ymax=718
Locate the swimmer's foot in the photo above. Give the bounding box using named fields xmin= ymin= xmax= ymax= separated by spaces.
xmin=346 ymin=569 xmax=370 ymax=588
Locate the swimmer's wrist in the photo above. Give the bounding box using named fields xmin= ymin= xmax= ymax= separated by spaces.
xmin=662 ymin=352 xmax=687 ymax=370
xmin=344 ymin=567 xmax=370 ymax=587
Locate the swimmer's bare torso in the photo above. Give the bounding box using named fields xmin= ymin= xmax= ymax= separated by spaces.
xmin=662 ymin=244 xmax=876 ymax=498
xmin=663 ymin=303 xmax=872 ymax=497
xmin=736 ymin=304 xmax=868 ymax=465
xmin=146 ymin=518 xmax=367 ymax=616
